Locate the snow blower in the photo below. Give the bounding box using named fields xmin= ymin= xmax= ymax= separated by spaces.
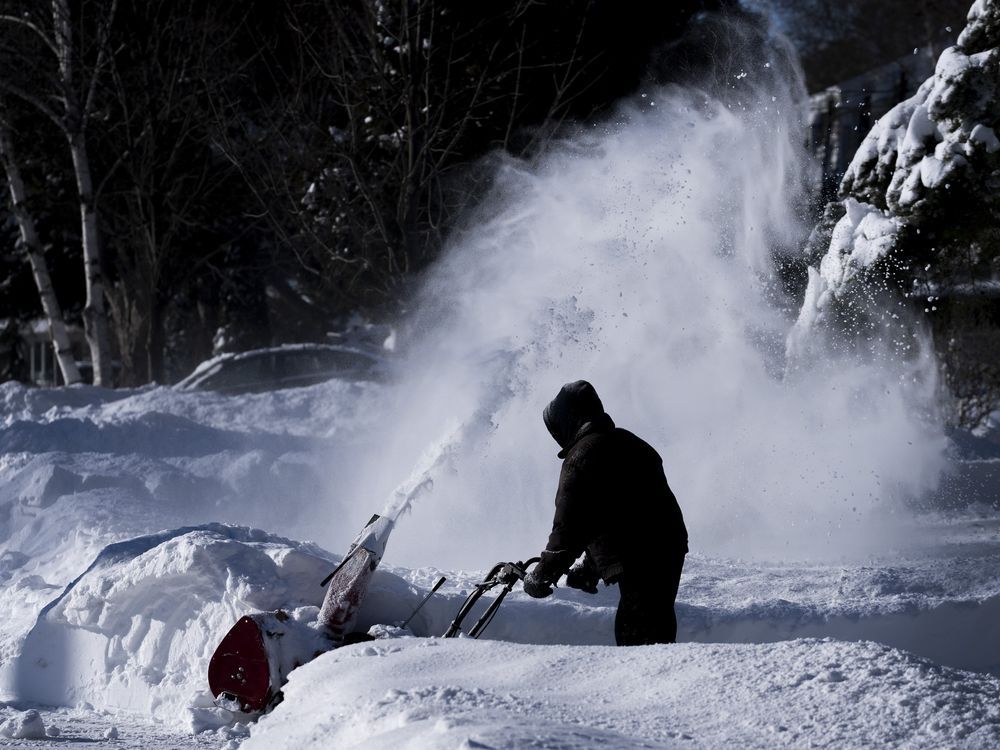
xmin=208 ymin=513 xmax=394 ymax=714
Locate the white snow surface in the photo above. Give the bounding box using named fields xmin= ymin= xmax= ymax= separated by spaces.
xmin=245 ymin=638 xmax=1000 ymax=750
xmin=0 ymin=708 xmax=46 ymax=739
xmin=1 ymin=380 xmax=999 ymax=748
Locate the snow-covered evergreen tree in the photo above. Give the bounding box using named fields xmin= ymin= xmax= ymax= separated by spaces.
xmin=789 ymin=0 xmax=1000 ymax=424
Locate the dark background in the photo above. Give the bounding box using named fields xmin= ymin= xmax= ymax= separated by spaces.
xmin=0 ymin=0 xmax=976 ymax=385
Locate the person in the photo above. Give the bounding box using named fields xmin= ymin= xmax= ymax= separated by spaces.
xmin=522 ymin=380 xmax=688 ymax=646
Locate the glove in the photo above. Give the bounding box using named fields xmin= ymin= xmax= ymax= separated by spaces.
xmin=565 ymin=560 xmax=599 ymax=595
xmin=522 ymin=570 xmax=553 ymax=598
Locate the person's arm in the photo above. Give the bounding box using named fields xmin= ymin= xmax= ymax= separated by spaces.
xmin=528 ymin=453 xmax=596 ymax=591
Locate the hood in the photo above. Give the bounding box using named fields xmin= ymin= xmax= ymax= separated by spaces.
xmin=543 ymin=380 xmax=613 ymax=457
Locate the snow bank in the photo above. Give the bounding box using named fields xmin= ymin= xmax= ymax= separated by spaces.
xmin=0 ymin=378 xmax=382 ymax=695
xmin=4 ymin=513 xmax=997 ymax=731
xmin=5 ymin=525 xmax=337 ymax=724
xmin=0 ymin=377 xmax=390 ymax=729
xmin=385 ymin=545 xmax=1000 ymax=675
xmin=0 ymin=377 xmax=382 ymax=438
xmin=243 ymin=637 xmax=1000 ymax=749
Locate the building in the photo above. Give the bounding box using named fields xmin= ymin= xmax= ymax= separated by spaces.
xmin=0 ymin=318 xmax=90 ymax=386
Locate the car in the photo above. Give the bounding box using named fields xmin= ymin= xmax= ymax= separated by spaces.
xmin=174 ymin=343 xmax=389 ymax=394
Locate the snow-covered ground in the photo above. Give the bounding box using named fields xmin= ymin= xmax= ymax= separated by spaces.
xmin=1 ymin=380 xmax=999 ymax=748
xmin=5 ymin=8 xmax=1000 ymax=743
xmin=247 ymin=638 xmax=1000 ymax=749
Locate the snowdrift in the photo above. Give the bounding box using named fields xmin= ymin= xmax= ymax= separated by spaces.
xmin=243 ymin=637 xmax=1000 ymax=749
xmin=4 ymin=512 xmax=1000 ymax=733
xmin=9 ymin=525 xmax=334 ymax=722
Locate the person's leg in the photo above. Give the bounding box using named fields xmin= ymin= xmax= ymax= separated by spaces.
xmin=613 ymin=554 xmax=684 ymax=646
xmin=613 ymin=580 xmax=639 ymax=645
xmin=659 ymin=553 xmax=684 ymax=643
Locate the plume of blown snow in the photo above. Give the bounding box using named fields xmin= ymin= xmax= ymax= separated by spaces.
xmin=324 ymin=15 xmax=946 ymax=568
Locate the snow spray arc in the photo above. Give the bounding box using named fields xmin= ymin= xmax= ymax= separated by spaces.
xmin=314 ymin=409 xmax=500 ymax=639
xmin=331 ymin=15 xmax=947 ymax=567
xmin=207 ymin=425 xmax=463 ymax=716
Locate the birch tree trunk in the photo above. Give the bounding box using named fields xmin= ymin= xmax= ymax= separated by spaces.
xmin=0 ymin=117 xmax=83 ymax=385
xmin=68 ymin=132 xmax=113 ymax=385
xmin=53 ymin=0 xmax=115 ymax=386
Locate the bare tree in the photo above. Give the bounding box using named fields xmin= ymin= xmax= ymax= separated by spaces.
xmin=97 ymin=0 xmax=240 ymax=383
xmin=0 ymin=102 xmax=81 ymax=384
xmin=0 ymin=0 xmax=118 ymax=384
xmin=204 ymin=0 xmax=606 ymax=312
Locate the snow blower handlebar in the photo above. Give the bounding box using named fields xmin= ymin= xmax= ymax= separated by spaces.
xmin=443 ymin=557 xmax=540 ymax=639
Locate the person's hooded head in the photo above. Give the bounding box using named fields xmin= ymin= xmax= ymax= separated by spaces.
xmin=542 ymin=380 xmax=613 ymax=457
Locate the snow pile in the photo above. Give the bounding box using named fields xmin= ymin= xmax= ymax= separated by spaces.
xmin=7 ymin=525 xmax=337 ymax=725
xmin=0 ymin=377 xmax=382 ymax=438
xmin=243 ymin=637 xmax=1000 ymax=749
xmin=0 ymin=708 xmax=47 ymax=739
xmin=0 ymin=378 xmax=398 ymax=731
xmin=0 ymin=379 xmax=382 ymax=676
xmin=4 ymin=505 xmax=997 ymax=732
xmin=790 ymin=0 xmax=1000 ymax=354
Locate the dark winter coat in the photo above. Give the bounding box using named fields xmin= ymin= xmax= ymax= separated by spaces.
xmin=535 ymin=381 xmax=688 ymax=584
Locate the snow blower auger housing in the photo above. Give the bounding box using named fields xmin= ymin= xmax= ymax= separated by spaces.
xmin=443 ymin=558 xmax=540 ymax=639
xmin=208 ymin=514 xmax=394 ymax=715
